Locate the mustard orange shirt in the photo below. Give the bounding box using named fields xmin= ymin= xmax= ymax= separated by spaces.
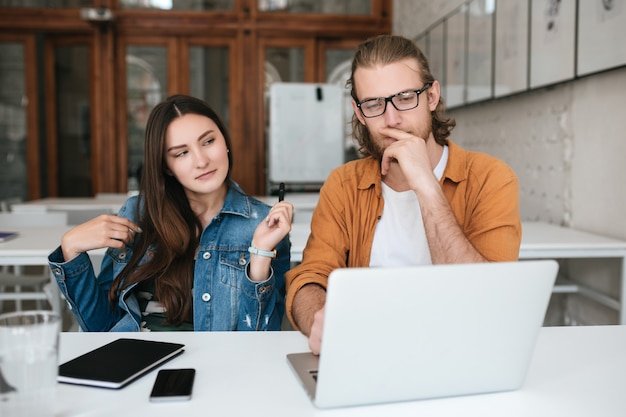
xmin=285 ymin=141 xmax=522 ymax=329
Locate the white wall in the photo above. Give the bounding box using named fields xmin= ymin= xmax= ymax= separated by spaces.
xmin=570 ymin=70 xmax=626 ymax=238
xmin=393 ymin=0 xmax=626 ymax=324
xmin=449 ymin=67 xmax=626 ymax=238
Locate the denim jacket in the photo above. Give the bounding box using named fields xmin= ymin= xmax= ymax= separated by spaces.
xmin=48 ymin=181 xmax=290 ymax=332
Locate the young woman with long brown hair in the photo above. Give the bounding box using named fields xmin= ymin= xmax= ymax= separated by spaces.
xmin=49 ymin=95 xmax=293 ymax=331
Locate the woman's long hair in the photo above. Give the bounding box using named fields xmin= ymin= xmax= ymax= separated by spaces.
xmin=347 ymin=34 xmax=456 ymax=158
xmin=108 ymin=95 xmax=233 ymax=326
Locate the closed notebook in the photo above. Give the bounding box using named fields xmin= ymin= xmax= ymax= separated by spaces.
xmin=58 ymin=338 xmax=185 ymax=389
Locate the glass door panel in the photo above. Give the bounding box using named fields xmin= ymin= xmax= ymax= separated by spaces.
xmin=265 ymin=47 xmax=305 ymax=84
xmin=0 ymin=42 xmax=27 ymax=202
xmin=54 ymin=45 xmax=91 ymax=197
xmin=324 ymin=48 xmax=357 ymax=162
xmin=126 ymin=45 xmax=167 ymax=192
xmin=189 ymin=46 xmax=230 ymax=125
xmin=264 ymin=46 xmax=305 ymax=123
xmin=119 ymin=0 xmax=233 ymax=11
xmin=258 ymin=0 xmax=370 ymax=14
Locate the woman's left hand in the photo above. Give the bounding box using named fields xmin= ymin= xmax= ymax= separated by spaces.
xmin=248 ymin=201 xmax=294 ymax=281
xmin=252 ymin=201 xmax=294 ymax=252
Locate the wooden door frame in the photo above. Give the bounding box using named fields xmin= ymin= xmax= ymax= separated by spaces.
xmin=0 ymin=0 xmax=391 ymax=197
xmin=316 ymin=38 xmax=364 ymax=82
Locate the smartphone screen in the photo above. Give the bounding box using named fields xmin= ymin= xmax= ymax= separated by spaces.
xmin=149 ymin=368 xmax=195 ymax=402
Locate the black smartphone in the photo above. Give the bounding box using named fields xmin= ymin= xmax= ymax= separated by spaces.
xmin=149 ymin=368 xmax=195 ymax=402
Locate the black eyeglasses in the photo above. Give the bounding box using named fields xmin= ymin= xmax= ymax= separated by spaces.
xmin=356 ymin=83 xmax=432 ymax=118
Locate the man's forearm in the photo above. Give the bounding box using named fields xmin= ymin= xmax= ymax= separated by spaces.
xmin=420 ymin=189 xmax=486 ymax=264
xmin=425 ymin=214 xmax=486 ymax=263
xmin=292 ymin=283 xmax=326 ymax=336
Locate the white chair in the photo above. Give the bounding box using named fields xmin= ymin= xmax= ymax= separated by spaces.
xmin=0 ymin=196 xmax=23 ymax=212
xmin=0 ymin=211 xmax=68 ymax=312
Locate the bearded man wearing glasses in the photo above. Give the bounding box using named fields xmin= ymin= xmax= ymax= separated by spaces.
xmin=285 ymin=34 xmax=522 ymax=354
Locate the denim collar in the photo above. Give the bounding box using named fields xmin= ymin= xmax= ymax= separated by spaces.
xmin=220 ymin=179 xmax=253 ymax=219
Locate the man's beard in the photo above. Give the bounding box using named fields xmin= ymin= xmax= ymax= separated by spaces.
xmin=370 ymin=120 xmax=433 ymax=162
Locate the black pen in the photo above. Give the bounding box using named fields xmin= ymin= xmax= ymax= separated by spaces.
xmin=278 ymin=182 xmax=285 ymax=202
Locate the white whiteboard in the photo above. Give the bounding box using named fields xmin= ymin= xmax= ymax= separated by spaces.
xmin=268 ymin=83 xmax=344 ymax=184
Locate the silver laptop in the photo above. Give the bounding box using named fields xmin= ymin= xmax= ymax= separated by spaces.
xmin=287 ymin=260 xmax=558 ymax=409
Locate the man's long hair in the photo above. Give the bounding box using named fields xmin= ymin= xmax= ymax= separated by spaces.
xmin=347 ymin=34 xmax=456 ymax=158
xmin=108 ymin=95 xmax=233 ymax=326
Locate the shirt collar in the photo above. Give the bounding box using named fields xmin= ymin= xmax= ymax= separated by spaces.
xmin=433 ymin=144 xmax=448 ymax=181
xmin=441 ymin=140 xmax=467 ymax=184
xmin=220 ymin=179 xmax=253 ymax=218
xmin=357 ymin=157 xmax=383 ymax=197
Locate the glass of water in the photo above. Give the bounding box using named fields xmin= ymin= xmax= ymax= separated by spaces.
xmin=0 ymin=310 xmax=60 ymax=417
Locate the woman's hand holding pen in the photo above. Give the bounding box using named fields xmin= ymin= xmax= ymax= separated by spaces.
xmin=249 ymin=184 xmax=293 ymax=281
xmin=253 ymin=183 xmax=293 ymax=251
xmin=60 ymin=214 xmax=141 ymax=262
xmin=251 ymin=201 xmax=293 ymax=256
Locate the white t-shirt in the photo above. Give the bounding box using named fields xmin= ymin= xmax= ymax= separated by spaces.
xmin=369 ymin=145 xmax=448 ymax=267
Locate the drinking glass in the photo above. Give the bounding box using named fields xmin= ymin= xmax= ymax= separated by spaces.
xmin=0 ymin=310 xmax=61 ymax=417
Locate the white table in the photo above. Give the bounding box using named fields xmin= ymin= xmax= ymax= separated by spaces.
xmin=289 ymin=222 xmax=309 ymax=263
xmin=254 ymin=192 xmax=319 ymax=211
xmin=11 ymin=196 xmax=127 ymax=213
xmin=10 ymin=193 xmax=317 ymax=216
xmin=10 ymin=196 xmax=128 ymax=225
xmin=11 ymin=193 xmax=316 ymax=225
xmin=0 ymin=226 xmax=105 ymax=314
xmin=3 ymin=222 xmax=626 ymax=323
xmin=0 ymin=226 xmax=106 ymax=268
xmin=289 ymin=222 xmax=626 ymax=323
xmin=0 ymin=226 xmax=71 ymax=267
xmin=519 ymin=222 xmax=626 ymax=324
xmin=54 ymin=325 xmax=626 ymax=416
xmin=255 ymin=192 xmax=319 ymax=226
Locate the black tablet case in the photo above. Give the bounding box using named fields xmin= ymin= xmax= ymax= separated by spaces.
xmin=58 ymin=338 xmax=185 ymax=389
